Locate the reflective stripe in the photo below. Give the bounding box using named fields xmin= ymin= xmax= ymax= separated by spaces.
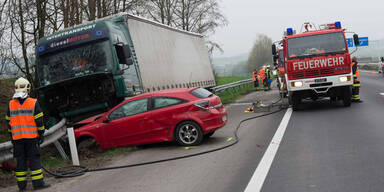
xmin=15 ymin=171 xmax=27 ymax=176
xmin=31 ymin=169 xmax=42 ymax=175
xmin=11 ymin=125 xmax=37 ymax=129
xmin=9 ymin=109 xmax=34 ymax=117
xmin=12 ymin=130 xmax=38 ymax=136
xmin=5 ymin=115 xmax=10 ymax=120
xmin=37 ymin=126 xmax=45 ymax=131
xmin=16 ymin=177 xmax=27 ymax=181
xmin=34 ymin=112 xmax=43 ymax=119
xmin=31 ymin=174 xmax=43 ymax=180
xmin=353 ymin=83 xmax=360 ymax=87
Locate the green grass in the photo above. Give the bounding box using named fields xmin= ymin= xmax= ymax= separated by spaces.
xmin=215 ymin=76 xmax=256 ymax=104
xmin=215 ymin=76 xmax=249 ymax=86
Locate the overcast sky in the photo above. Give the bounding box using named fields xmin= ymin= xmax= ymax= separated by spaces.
xmin=211 ymin=0 xmax=383 ymax=58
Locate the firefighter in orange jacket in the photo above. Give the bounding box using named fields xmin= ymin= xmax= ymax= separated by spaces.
xmin=258 ymin=66 xmax=266 ymax=90
xmin=351 ymin=57 xmax=362 ymax=102
xmin=252 ymin=69 xmax=259 ymax=89
xmin=5 ymin=77 xmax=50 ymax=191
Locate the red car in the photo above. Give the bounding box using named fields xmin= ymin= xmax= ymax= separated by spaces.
xmin=74 ymin=87 xmax=227 ymax=149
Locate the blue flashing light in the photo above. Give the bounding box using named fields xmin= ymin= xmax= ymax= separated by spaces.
xmin=95 ymin=30 xmax=104 ymax=36
xmin=334 ymin=21 xmax=341 ymax=29
xmin=287 ymin=28 xmax=293 ymax=35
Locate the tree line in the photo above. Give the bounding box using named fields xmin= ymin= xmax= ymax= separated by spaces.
xmin=0 ymin=0 xmax=227 ymax=84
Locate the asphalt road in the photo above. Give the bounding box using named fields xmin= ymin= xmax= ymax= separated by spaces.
xmin=262 ymin=72 xmax=384 ymax=191
xmin=4 ymin=72 xmax=383 ymax=192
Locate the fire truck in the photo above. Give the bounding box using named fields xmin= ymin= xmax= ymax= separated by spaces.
xmin=275 ymin=48 xmax=287 ymax=97
xmin=272 ymin=21 xmax=360 ymax=110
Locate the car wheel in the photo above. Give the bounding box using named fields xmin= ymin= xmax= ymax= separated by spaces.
xmin=77 ymin=137 xmax=101 ymax=158
xmin=175 ymin=121 xmax=204 ymax=146
xmin=204 ymin=131 xmax=215 ymax=139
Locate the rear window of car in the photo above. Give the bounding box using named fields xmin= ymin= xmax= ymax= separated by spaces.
xmin=189 ymin=88 xmax=214 ymax=98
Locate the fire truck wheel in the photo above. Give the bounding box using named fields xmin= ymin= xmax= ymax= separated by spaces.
xmin=342 ymin=87 xmax=351 ymax=107
xmin=289 ymin=94 xmax=300 ymax=111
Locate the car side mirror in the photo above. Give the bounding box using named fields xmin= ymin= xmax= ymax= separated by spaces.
xmin=353 ymin=34 xmax=359 ymax=46
xmin=272 ymin=44 xmax=277 ymax=56
xmin=273 ymin=56 xmax=278 ymax=66
xmin=115 ymin=43 xmax=133 ymax=65
xmin=103 ymin=117 xmax=110 ymax=123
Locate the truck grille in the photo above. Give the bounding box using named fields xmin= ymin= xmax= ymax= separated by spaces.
xmin=289 ymin=68 xmax=336 ymax=79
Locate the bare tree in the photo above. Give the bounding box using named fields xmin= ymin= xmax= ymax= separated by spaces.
xmin=247 ymin=34 xmax=273 ymax=72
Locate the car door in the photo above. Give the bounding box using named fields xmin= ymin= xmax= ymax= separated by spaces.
xmin=103 ymin=98 xmax=151 ymax=147
xmin=150 ymin=97 xmax=189 ymax=140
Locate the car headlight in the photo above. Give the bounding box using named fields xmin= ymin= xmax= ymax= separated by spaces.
xmin=291 ymin=81 xmax=303 ymax=87
xmin=339 ymin=76 xmax=349 ymax=82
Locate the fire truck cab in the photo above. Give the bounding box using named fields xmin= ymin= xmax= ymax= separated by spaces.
xmin=273 ymin=21 xmax=360 ymax=110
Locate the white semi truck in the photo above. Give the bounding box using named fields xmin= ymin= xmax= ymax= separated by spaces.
xmin=35 ymin=13 xmax=216 ymax=123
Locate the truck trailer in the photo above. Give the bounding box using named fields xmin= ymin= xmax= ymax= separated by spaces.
xmin=35 ymin=13 xmax=216 ymax=124
xmin=272 ymin=22 xmax=360 ymax=110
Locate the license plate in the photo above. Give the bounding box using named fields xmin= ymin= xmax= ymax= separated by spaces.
xmin=222 ymin=115 xmax=227 ymax=122
xmin=315 ymin=78 xmax=326 ymax=83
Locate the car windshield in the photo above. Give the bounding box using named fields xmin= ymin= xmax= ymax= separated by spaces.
xmin=287 ymin=32 xmax=347 ymax=59
xmin=37 ymin=40 xmax=113 ymax=86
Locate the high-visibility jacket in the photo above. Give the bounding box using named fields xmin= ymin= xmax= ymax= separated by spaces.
xmin=9 ymin=98 xmax=39 ymax=140
xmin=351 ymin=61 xmax=360 ymax=86
xmin=252 ymin=71 xmax=258 ymax=82
xmin=259 ymin=69 xmax=266 ymax=82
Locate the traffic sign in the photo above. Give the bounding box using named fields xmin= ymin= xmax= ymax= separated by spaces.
xmin=357 ymin=37 xmax=368 ymax=47
xmin=347 ymin=38 xmax=354 ymax=47
xmin=346 ymin=37 xmax=369 ymax=47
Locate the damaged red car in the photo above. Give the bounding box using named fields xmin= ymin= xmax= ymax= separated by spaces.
xmin=74 ymin=87 xmax=227 ymax=149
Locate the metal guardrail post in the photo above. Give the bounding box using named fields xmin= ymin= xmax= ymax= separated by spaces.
xmin=67 ymin=125 xmax=80 ymax=166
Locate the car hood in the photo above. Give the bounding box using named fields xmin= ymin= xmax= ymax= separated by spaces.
xmin=74 ymin=112 xmax=106 ymax=128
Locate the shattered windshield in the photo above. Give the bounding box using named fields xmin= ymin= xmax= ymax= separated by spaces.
xmin=287 ymin=32 xmax=347 ymax=59
xmin=37 ymin=40 xmax=113 ymax=86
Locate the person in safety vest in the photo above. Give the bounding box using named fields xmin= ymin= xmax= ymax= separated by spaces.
xmin=252 ymin=69 xmax=259 ymax=90
xmin=351 ymin=57 xmax=362 ymax=102
xmin=258 ymin=66 xmax=266 ymax=89
xmin=265 ymin=66 xmax=272 ymax=91
xmin=5 ymin=77 xmax=50 ymax=191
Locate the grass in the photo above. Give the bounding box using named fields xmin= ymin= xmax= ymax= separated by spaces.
xmin=215 ymin=76 xmax=256 ymax=104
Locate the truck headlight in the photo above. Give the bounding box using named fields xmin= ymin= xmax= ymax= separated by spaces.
xmin=291 ymin=81 xmax=303 ymax=87
xmin=339 ymin=76 xmax=348 ymax=82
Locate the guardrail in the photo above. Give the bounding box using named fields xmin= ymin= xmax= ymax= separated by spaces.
xmin=0 ymin=118 xmax=66 ymax=162
xmin=211 ymin=78 xmax=253 ymax=93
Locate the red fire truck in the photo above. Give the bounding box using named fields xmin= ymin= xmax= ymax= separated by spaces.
xmin=272 ymin=21 xmax=359 ymax=110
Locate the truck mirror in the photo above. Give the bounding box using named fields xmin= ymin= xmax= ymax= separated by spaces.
xmin=353 ymin=34 xmax=359 ymax=46
xmin=115 ymin=44 xmax=133 ymax=65
xmin=272 ymin=44 xmax=277 ymax=55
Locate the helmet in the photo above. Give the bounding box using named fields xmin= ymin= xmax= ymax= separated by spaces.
xmin=13 ymin=77 xmax=30 ymax=99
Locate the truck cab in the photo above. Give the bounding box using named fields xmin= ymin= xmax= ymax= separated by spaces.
xmin=274 ymin=22 xmax=359 ymax=110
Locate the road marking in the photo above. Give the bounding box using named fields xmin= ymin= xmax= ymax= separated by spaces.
xmin=244 ymin=108 xmax=293 ymax=192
